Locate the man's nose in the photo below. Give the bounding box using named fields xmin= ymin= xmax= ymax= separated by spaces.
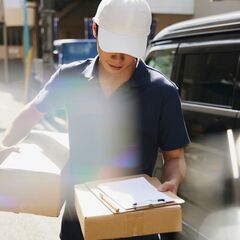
xmin=110 ymin=53 xmax=125 ymax=62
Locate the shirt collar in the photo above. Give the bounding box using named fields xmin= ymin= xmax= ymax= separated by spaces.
xmin=82 ymin=56 xmax=151 ymax=87
xmin=82 ymin=56 xmax=99 ymax=80
xmin=130 ymin=59 xmax=151 ymax=87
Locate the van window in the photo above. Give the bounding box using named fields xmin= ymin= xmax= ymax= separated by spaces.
xmin=180 ymin=51 xmax=239 ymax=107
xmin=147 ymin=50 xmax=174 ymax=79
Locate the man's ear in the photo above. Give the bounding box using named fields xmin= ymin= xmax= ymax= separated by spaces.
xmin=92 ymin=22 xmax=97 ymax=38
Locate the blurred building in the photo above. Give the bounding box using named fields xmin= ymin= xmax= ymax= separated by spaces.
xmin=195 ymin=0 xmax=240 ymax=18
xmin=1 ymin=0 xmax=240 ymax=65
xmin=0 ymin=0 xmax=36 ymax=82
xmin=0 ymin=0 xmax=36 ymax=60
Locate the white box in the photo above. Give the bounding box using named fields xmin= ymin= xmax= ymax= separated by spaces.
xmin=0 ymin=130 xmax=69 ymax=217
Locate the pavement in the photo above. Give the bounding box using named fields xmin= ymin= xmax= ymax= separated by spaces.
xmin=0 ymin=62 xmax=63 ymax=240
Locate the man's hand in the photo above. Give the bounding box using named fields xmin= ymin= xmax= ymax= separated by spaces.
xmin=157 ymin=179 xmax=178 ymax=194
xmin=1 ymin=102 xmax=44 ymax=148
xmin=0 ymin=145 xmax=20 ymax=161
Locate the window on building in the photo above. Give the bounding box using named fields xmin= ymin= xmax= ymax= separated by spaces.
xmin=7 ymin=27 xmax=23 ymax=45
xmin=180 ymin=51 xmax=239 ymax=107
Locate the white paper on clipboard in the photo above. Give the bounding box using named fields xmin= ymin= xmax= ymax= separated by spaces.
xmin=97 ymin=177 xmax=174 ymax=210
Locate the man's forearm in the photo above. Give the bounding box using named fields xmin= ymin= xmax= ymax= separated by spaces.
xmin=161 ymin=157 xmax=186 ymax=191
xmin=2 ymin=102 xmax=44 ymax=147
xmin=159 ymin=148 xmax=187 ymax=194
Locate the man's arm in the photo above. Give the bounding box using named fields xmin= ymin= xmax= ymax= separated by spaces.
xmin=158 ymin=148 xmax=187 ymax=194
xmin=1 ymin=102 xmax=44 ymax=147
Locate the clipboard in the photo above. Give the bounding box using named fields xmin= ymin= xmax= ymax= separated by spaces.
xmin=86 ymin=175 xmax=184 ymax=213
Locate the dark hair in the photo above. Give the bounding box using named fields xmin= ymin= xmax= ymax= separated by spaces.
xmin=95 ymin=23 xmax=99 ymax=37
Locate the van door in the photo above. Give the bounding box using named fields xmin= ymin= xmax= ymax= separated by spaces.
xmin=177 ymin=40 xmax=240 ymax=240
xmin=145 ymin=43 xmax=179 ymax=177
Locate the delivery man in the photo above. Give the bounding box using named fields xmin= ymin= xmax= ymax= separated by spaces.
xmin=0 ymin=0 xmax=189 ymax=239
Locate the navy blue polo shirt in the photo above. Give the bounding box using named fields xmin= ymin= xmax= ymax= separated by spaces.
xmin=34 ymin=57 xmax=189 ymax=183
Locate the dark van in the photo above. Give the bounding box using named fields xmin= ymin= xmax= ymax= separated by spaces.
xmin=145 ymin=11 xmax=240 ymax=240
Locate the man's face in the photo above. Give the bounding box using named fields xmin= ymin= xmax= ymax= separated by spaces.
xmin=98 ymin=45 xmax=137 ymax=75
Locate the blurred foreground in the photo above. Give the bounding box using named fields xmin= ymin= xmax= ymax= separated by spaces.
xmin=0 ymin=60 xmax=63 ymax=239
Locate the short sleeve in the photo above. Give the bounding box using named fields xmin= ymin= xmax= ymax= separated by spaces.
xmin=33 ymin=66 xmax=67 ymax=113
xmin=158 ymin=86 xmax=190 ymax=151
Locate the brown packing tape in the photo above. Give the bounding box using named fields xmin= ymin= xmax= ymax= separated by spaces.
xmin=125 ymin=205 xmax=182 ymax=235
xmin=125 ymin=211 xmax=144 ymax=236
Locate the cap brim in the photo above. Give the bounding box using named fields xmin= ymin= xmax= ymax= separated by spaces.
xmin=98 ymin=26 xmax=147 ymax=59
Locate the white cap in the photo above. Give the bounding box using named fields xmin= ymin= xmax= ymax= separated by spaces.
xmin=93 ymin=0 xmax=152 ymax=59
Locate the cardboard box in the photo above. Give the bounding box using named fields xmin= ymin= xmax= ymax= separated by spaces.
xmin=0 ymin=130 xmax=69 ymax=217
xmin=75 ymin=175 xmax=183 ymax=240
